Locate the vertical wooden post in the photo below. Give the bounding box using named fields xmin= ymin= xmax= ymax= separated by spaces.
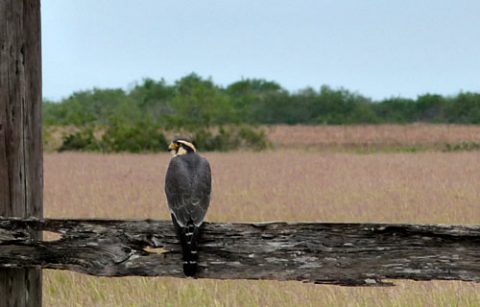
xmin=0 ymin=0 xmax=43 ymax=306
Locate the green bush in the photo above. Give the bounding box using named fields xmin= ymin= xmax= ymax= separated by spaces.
xmin=58 ymin=127 xmax=99 ymax=152
xmin=58 ymin=121 xmax=168 ymax=153
xmin=193 ymin=126 xmax=270 ymax=152
xmin=237 ymin=126 xmax=270 ymax=150
xmin=444 ymin=141 xmax=480 ymax=152
xmin=101 ymin=120 xmax=168 ymax=153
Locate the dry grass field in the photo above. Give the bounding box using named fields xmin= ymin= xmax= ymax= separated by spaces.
xmin=268 ymin=124 xmax=480 ymax=150
xmin=43 ymin=125 xmax=480 ymax=306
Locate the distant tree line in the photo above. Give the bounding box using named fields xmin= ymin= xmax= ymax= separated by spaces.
xmin=44 ymin=73 xmax=480 ymax=127
xmin=43 ymin=74 xmax=480 ymax=152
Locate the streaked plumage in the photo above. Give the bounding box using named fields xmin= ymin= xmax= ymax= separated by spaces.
xmin=165 ymin=137 xmax=211 ymax=276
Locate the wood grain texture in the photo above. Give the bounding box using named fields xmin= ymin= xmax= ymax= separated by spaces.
xmin=0 ymin=0 xmax=43 ymax=306
xmin=1 ymin=218 xmax=479 ymax=286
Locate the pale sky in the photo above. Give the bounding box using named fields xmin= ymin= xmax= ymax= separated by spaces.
xmin=42 ymin=0 xmax=480 ymax=101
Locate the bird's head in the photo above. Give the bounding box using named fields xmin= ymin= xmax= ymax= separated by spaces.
xmin=168 ymin=136 xmax=196 ymax=156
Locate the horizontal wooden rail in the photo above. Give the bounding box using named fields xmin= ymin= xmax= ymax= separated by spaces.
xmin=0 ymin=218 xmax=479 ymax=286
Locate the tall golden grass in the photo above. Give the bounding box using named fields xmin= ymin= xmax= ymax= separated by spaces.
xmin=43 ymin=147 xmax=480 ymax=306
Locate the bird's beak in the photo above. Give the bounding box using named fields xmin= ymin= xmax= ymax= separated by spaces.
xmin=168 ymin=142 xmax=178 ymax=156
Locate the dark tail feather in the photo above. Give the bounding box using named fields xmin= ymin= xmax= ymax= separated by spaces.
xmin=172 ymin=215 xmax=199 ymax=277
xmin=181 ymin=222 xmax=199 ymax=277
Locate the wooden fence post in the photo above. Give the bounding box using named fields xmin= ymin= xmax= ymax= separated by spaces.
xmin=0 ymin=0 xmax=43 ymax=306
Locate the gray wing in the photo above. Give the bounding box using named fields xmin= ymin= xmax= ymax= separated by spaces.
xmin=165 ymin=155 xmax=211 ymax=227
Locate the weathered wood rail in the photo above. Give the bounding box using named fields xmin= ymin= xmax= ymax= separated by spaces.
xmin=1 ymin=218 xmax=479 ymax=286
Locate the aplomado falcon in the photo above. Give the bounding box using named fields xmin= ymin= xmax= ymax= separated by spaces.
xmin=165 ymin=137 xmax=211 ymax=276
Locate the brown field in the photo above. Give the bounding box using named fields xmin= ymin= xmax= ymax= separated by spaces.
xmin=45 ymin=151 xmax=480 ymax=224
xmin=268 ymin=124 xmax=480 ymax=149
xmin=43 ymin=145 xmax=480 ymax=306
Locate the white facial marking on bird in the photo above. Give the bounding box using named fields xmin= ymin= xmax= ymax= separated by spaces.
xmin=177 ymin=146 xmax=188 ymax=156
xmin=169 ymin=139 xmax=196 ymax=157
xmin=177 ymin=140 xmax=196 ymax=152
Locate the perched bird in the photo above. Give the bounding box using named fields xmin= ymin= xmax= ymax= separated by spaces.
xmin=165 ymin=137 xmax=211 ymax=276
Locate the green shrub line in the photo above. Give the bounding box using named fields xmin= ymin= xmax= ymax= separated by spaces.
xmin=57 ymin=122 xmax=270 ymax=153
xmin=53 ymin=125 xmax=480 ymax=153
xmin=444 ymin=141 xmax=480 ymax=152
